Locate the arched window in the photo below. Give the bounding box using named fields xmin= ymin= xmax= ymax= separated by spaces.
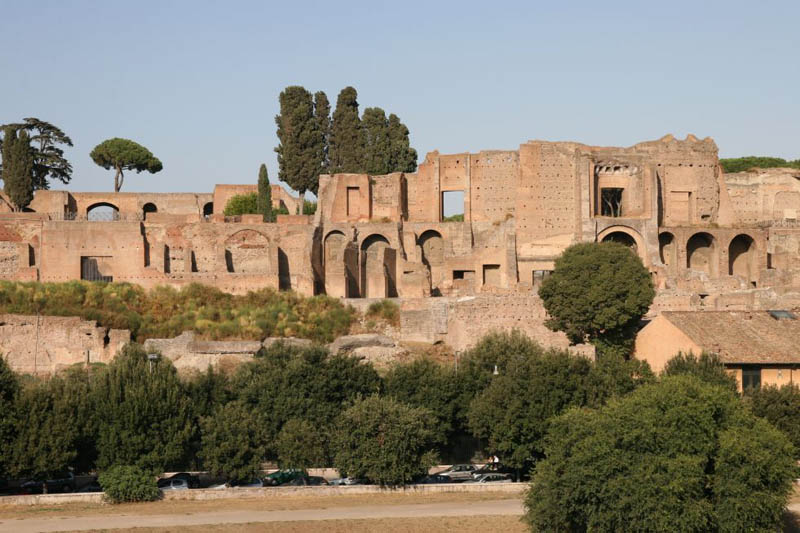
xmin=87 ymin=202 xmax=120 ymax=221
xmin=142 ymin=202 xmax=157 ymax=220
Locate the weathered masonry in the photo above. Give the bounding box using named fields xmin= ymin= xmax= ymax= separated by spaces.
xmin=2 ymin=134 xmax=800 ymax=314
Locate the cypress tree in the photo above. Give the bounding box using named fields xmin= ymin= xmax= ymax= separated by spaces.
xmin=0 ymin=127 xmax=14 ymax=186
xmin=313 ymin=91 xmax=331 ymax=179
xmin=275 ymin=86 xmax=319 ymax=213
xmin=388 ymin=113 xmax=418 ymax=172
xmin=328 ymin=87 xmax=364 ymax=174
xmin=362 ymin=107 xmax=392 ymax=175
xmin=2 ymin=129 xmax=34 ymax=211
xmin=257 ymin=164 xmax=273 ymax=222
xmin=0 ymin=356 xmax=18 ymax=479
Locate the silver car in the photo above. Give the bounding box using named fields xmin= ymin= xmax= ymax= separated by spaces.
xmin=467 ymin=473 xmax=512 ymax=483
xmin=438 ymin=464 xmax=477 ymax=482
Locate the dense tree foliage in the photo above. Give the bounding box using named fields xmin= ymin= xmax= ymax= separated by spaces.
xmin=387 ymin=113 xmax=417 ymax=172
xmin=199 ymin=401 xmax=267 ymax=482
xmin=98 ymin=465 xmax=160 ymax=503
xmin=539 ymin=242 xmax=655 ymax=351
xmin=362 ymin=107 xmax=392 ymax=175
xmin=223 ymin=192 xmax=259 ymax=216
xmin=0 ymin=356 xmax=19 ymax=478
xmin=0 ymin=281 xmax=355 ymax=343
xmin=328 ymin=86 xmax=365 ymax=174
xmin=525 ymin=376 xmax=796 ymax=532
xmin=662 ymin=351 xmax=738 ymax=391
xmin=233 ymin=343 xmax=380 ymax=459
xmin=90 ymin=138 xmax=162 ymax=192
xmin=257 ymin=164 xmax=273 ymax=222
xmin=720 ymin=156 xmax=800 ymax=173
xmin=313 ymin=91 xmax=331 ymax=176
xmin=0 ymin=118 xmax=73 ymax=189
xmin=275 ymin=86 xmax=322 ymax=210
xmin=1 ymin=128 xmax=34 ymax=210
xmin=747 ymin=384 xmax=800 ymax=458
xmin=275 ymin=418 xmax=328 ymax=470
xmin=92 ymin=345 xmax=195 ymax=473
xmin=333 ymin=395 xmax=438 ymax=487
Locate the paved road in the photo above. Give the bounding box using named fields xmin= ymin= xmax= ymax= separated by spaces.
xmin=1 ymin=499 xmax=524 ymax=532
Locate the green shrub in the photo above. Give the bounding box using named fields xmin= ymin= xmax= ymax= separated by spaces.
xmin=746 ymin=384 xmax=800 ymax=458
xmin=302 ymin=200 xmax=317 ymax=215
xmin=662 ymin=351 xmax=738 ymax=391
xmin=442 ymin=213 xmax=463 ymax=222
xmin=720 ymin=156 xmax=800 ymax=174
xmin=223 ymin=193 xmax=259 ymax=216
xmin=366 ymin=299 xmax=399 ymax=325
xmin=98 ymin=465 xmax=160 ymax=503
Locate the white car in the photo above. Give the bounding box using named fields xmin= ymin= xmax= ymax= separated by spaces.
xmin=466 ymin=473 xmax=512 ymax=483
xmin=159 ymin=478 xmax=189 ymax=491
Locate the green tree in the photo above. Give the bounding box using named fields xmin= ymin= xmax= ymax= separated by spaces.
xmin=383 ymin=358 xmax=459 ymax=446
xmin=1 ymin=128 xmax=34 ymax=211
xmin=328 ymin=86 xmax=364 ymax=174
xmin=0 ymin=118 xmax=74 ymax=189
xmin=361 ymin=107 xmax=392 ymax=175
xmin=274 ymin=418 xmax=327 ymax=470
xmin=199 ymin=401 xmax=267 ymax=482
xmin=538 ymin=242 xmax=655 ymax=351
xmin=0 ymin=356 xmax=19 ymax=478
xmin=332 ymin=395 xmax=438 ymax=487
xmin=98 ymin=465 xmax=160 ymax=503
xmin=92 ymin=345 xmax=194 ymax=473
xmin=747 ymin=384 xmax=800 ymax=457
xmin=720 ymin=156 xmax=800 ymax=173
xmin=525 ymin=376 xmax=796 ymax=532
xmin=275 ymin=86 xmax=320 ymax=212
xmin=223 ymin=192 xmax=259 ymax=216
xmin=314 ymin=91 xmax=331 ymax=176
xmin=232 ymin=344 xmax=380 ymax=458
xmin=10 ymin=378 xmax=79 ymax=480
xmin=662 ymin=351 xmax=738 ymax=392
xmin=90 ymin=138 xmax=163 ymax=192
xmin=387 ymin=113 xmax=417 ymax=172
xmin=257 ymin=164 xmax=273 ymax=222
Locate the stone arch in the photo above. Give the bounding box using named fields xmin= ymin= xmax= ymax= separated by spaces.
xmin=360 ymin=234 xmax=396 ymax=298
xmin=86 ymin=202 xmax=120 ymax=221
xmin=224 ymin=229 xmax=270 ymax=273
xmin=324 ymin=231 xmax=350 ymax=297
xmin=418 ymin=230 xmax=444 ymax=266
xmin=597 ymin=226 xmax=647 ymax=264
xmin=202 ymin=202 xmax=214 ymax=218
xmin=659 ymin=232 xmax=676 ymax=270
xmin=728 ymin=234 xmax=757 ymax=280
xmin=142 ymin=202 xmax=157 ymax=220
xmin=687 ymin=232 xmax=717 ymax=276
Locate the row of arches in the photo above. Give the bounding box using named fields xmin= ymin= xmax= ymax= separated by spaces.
xmin=84 ymin=202 xmax=214 ymax=221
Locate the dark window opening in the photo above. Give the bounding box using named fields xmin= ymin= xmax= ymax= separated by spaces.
xmin=81 ymin=256 xmax=113 ymax=282
xmin=442 ymin=190 xmax=465 ymax=222
xmin=453 ymin=269 xmax=475 ymax=280
xmin=600 ymin=188 xmax=623 ymax=217
xmin=742 ymin=367 xmax=761 ymax=392
xmin=142 ymin=202 xmax=157 ymax=220
xmin=202 ymin=202 xmax=214 ymax=219
xmin=768 ymin=310 xmax=796 ymax=320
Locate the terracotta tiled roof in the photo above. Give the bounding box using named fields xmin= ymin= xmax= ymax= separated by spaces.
xmin=662 ymin=311 xmax=800 ymax=364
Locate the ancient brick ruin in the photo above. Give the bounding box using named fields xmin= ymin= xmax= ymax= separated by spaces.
xmin=2 ymin=134 xmax=800 ymax=371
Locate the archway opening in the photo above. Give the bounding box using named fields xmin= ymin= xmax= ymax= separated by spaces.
xmin=602 ymin=231 xmax=637 ymax=253
xmin=659 ymin=232 xmax=676 ymax=269
xmin=202 ymin=202 xmax=214 ymax=219
xmin=361 ymin=234 xmax=395 ymax=298
xmin=729 ymin=234 xmax=756 ymax=280
xmin=687 ymin=232 xmax=716 ymax=276
xmin=142 ymin=202 xmax=157 ymax=220
xmin=87 ymin=202 xmax=120 ymax=221
xmin=418 ymin=230 xmax=444 ymax=267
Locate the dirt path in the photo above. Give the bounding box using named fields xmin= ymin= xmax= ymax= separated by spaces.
xmin=0 ymin=499 xmax=523 ymax=532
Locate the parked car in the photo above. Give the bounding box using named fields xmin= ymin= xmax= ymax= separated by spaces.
xmin=284 ymin=475 xmax=328 ymax=486
xmin=414 ymin=474 xmax=454 ymax=484
xmin=437 ymin=464 xmax=477 ymax=482
xmin=466 ymin=473 xmax=512 ymax=483
xmin=159 ymin=478 xmax=189 ymax=491
xmin=328 ymin=477 xmax=364 ymax=486
xmin=162 ymin=472 xmax=200 ymax=488
xmin=77 ymin=480 xmax=103 ymax=493
xmin=471 ymin=463 xmax=516 ymax=478
xmin=20 ymin=472 xmax=76 ymax=494
xmin=264 ymin=469 xmax=303 ymax=486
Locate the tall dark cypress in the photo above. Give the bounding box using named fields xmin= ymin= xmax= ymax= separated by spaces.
xmin=328 ymin=87 xmax=364 ymax=174
xmin=2 ymin=128 xmax=34 ymax=211
xmin=257 ymin=164 xmax=273 ymax=222
xmin=275 ymin=86 xmax=318 ymax=212
xmin=362 ymin=107 xmax=392 ymax=175
xmin=313 ymin=91 xmax=331 ymax=181
xmin=388 ymin=113 xmax=418 ymax=173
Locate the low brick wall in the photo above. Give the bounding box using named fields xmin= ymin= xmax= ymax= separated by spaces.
xmin=0 ymin=483 xmax=525 ymax=506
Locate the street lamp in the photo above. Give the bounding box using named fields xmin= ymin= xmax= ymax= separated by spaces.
xmin=147 ymin=353 xmax=160 ymax=374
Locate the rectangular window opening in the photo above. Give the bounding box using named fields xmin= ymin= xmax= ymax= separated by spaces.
xmin=453 ymin=269 xmax=475 ymax=280
xmin=600 ymin=188 xmax=623 ymax=217
xmin=742 ymin=367 xmax=761 ymax=392
xmin=483 ymin=264 xmax=500 ymax=287
xmin=442 ymin=190 xmax=465 ymax=222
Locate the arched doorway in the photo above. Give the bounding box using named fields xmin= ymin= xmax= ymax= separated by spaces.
xmin=418 ymin=230 xmax=444 ymax=295
xmin=87 ymin=202 xmax=120 ymax=221
xmin=202 ymin=202 xmax=213 ymax=219
xmin=598 ymin=226 xmax=647 ymax=265
xmin=360 ymin=234 xmax=396 ymax=298
xmin=224 ymin=230 xmax=269 ymax=273
xmin=659 ymin=232 xmax=676 ymax=270
xmin=687 ymin=232 xmax=716 ymax=276
xmin=142 ymin=202 xmax=157 ymax=220
xmin=324 ymin=231 xmax=352 ymax=297
xmin=729 ymin=234 xmax=756 ymax=280
xmin=602 ymin=231 xmax=637 ymax=252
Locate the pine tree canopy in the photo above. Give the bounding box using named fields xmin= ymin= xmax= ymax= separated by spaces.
xmin=0 ymin=118 xmax=74 ymax=190
xmin=90 ymin=138 xmax=163 ymax=193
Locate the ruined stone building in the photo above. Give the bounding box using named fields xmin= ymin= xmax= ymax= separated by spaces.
xmin=3 ymin=134 xmax=800 ymax=373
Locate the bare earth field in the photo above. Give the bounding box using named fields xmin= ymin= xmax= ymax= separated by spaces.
xmin=0 ymin=492 xmax=524 ymax=533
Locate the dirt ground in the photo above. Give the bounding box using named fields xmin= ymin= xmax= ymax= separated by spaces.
xmin=0 ymin=491 xmax=520 ymax=520
xmin=65 ymin=515 xmax=527 ymax=533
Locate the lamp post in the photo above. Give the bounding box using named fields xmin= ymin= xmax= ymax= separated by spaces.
xmin=147 ymin=353 xmax=160 ymax=374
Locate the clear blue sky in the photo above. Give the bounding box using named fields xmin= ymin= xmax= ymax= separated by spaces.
xmin=1 ymin=0 xmax=798 ymax=194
